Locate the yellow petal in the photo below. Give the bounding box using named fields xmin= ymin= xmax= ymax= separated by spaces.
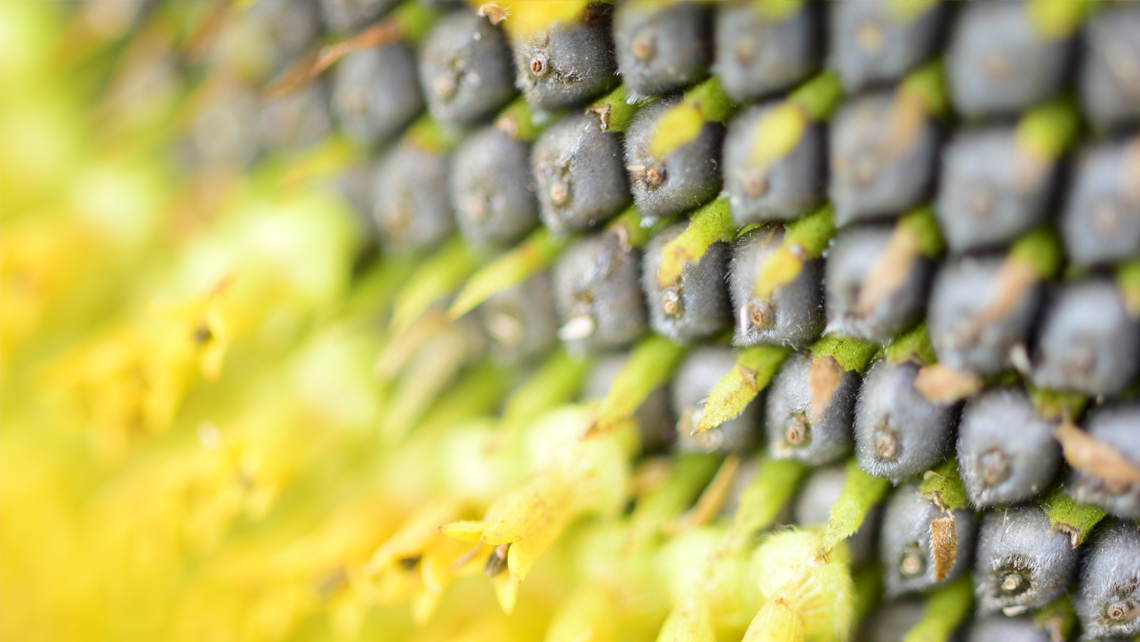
xmin=657 ymin=600 xmax=715 ymax=642
xmin=439 ymin=519 xmax=488 ymax=542
xmin=480 ymin=471 xmax=571 ymax=545
xmin=411 ymin=587 xmax=443 ymax=626
xmin=368 ymin=501 xmax=465 ymax=572
xmin=492 ymin=573 xmax=519 ymax=615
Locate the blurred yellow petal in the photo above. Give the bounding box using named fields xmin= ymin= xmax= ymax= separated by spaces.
xmin=440 ymin=520 xmax=488 ymax=542
xmin=492 ymin=572 xmax=519 ymax=615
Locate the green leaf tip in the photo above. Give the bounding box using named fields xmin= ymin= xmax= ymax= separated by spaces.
xmin=1039 ymin=486 xmax=1107 ymax=548
xmin=588 ymin=334 xmax=687 ymax=437
xmin=391 ymin=238 xmax=480 ymax=335
xmin=902 ymin=575 xmax=974 ymax=642
xmin=587 ymin=84 xmax=647 ymax=133
xmin=449 ymin=227 xmax=567 ymax=320
xmin=1010 ymin=225 xmax=1064 ymax=280
xmin=785 ymin=203 xmax=837 ymax=260
xmin=656 ymin=197 xmax=734 ymax=289
xmin=898 ymin=205 xmax=945 ymax=260
xmin=819 ymin=459 xmax=892 ymax=561
xmin=811 ymin=335 xmax=879 ymax=374
xmin=883 ymin=323 xmax=937 ymax=366
xmin=788 ymin=70 xmax=844 ymax=122
xmin=919 ymin=457 xmax=968 ymax=512
xmin=695 ymin=345 xmax=792 ymax=434
xmin=727 ymin=457 xmax=808 ymax=552
xmin=899 ymin=59 xmax=949 ymax=118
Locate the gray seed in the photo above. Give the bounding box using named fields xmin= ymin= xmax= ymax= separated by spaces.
xmin=957 ymin=388 xmax=1061 ymax=508
xmin=1074 ymin=520 xmax=1140 ymax=640
xmin=642 ymin=222 xmax=732 ymax=345
xmin=614 ymin=0 xmax=712 ymax=99
xmin=825 ymin=224 xmax=933 ymax=343
xmin=765 ymin=352 xmax=859 ymax=467
xmin=715 ymin=0 xmax=819 ymax=103
xmin=855 ymin=360 xmax=957 ymax=481
xmin=1031 ymin=277 xmax=1140 ymax=396
xmin=372 ymin=142 xmax=455 ymax=252
xmin=512 ymin=4 xmax=618 ymax=110
xmin=928 ymin=255 xmax=1044 ymax=377
xmin=724 ymin=102 xmax=826 ymax=225
xmin=624 ymin=94 xmax=724 ymax=225
xmin=332 ymin=45 xmax=423 ymax=148
xmin=947 ymin=1 xmax=1073 ymax=118
xmin=729 ymin=226 xmax=824 ymax=349
xmin=1060 ymin=138 xmax=1140 ymax=267
xmin=974 ymin=506 xmax=1079 ymax=615
xmin=532 ymin=112 xmax=631 ymax=234
xmin=552 ymin=232 xmax=648 ymax=353
xmin=830 ymin=91 xmax=940 ymax=227
xmin=830 ymin=0 xmax=946 ymax=93
xmin=880 ymin=483 xmax=977 ymax=598
xmin=419 ymin=11 xmax=516 ymax=125
xmin=1080 ymin=4 xmax=1140 ymax=130
xmin=450 ymin=127 xmax=538 ymax=250
xmin=1066 ymin=402 xmax=1140 ymax=519
xmin=319 ymin=0 xmax=397 ymax=34
xmin=479 ymin=272 xmax=558 ymax=365
xmin=936 ymin=128 xmax=1058 ymax=255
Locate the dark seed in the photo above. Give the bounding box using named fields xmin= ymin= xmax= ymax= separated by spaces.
xmin=715 ymin=0 xmax=819 ymax=103
xmin=512 ymin=4 xmax=618 ymax=110
xmin=419 ymin=11 xmax=516 ymax=125
xmin=724 ymin=101 xmax=826 ymax=225
xmin=957 ymin=387 xmax=1061 ymax=508
xmin=479 ymin=272 xmax=558 ymax=365
xmin=855 ymin=359 xmax=957 ymax=481
xmin=372 ymin=142 xmax=454 ymax=252
xmin=624 ymin=94 xmax=724 ymax=225
xmin=614 ymin=0 xmax=712 ymax=98
xmin=880 ymin=484 xmax=976 ymax=597
xmin=1030 ymin=277 xmax=1140 ymax=396
xmin=1075 ymin=520 xmax=1140 ymax=639
xmin=531 ymin=112 xmax=630 ymax=234
xmin=552 ymin=232 xmax=648 ymax=353
xmin=765 ymin=352 xmax=859 ymax=467
xmin=331 ymin=45 xmax=423 ymax=148
xmin=729 ymin=226 xmax=824 ymax=349
xmin=450 ymin=127 xmax=538 ymax=250
xmin=974 ymin=506 xmax=1079 ymax=615
xmin=642 ymin=222 xmax=732 ymax=344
